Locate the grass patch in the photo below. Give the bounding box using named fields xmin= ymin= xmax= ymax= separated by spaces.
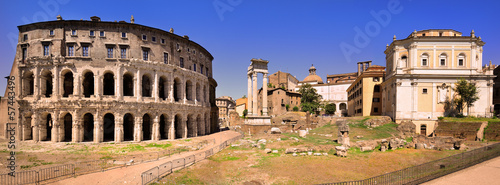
xmin=173 ymin=171 xmax=203 ymax=184
xmin=122 ymin=144 xmax=145 ymax=152
xmin=100 ymin=156 xmax=113 ymax=160
xmin=21 ymin=163 xmax=40 ymax=169
xmin=209 ymin=155 xmax=243 ymax=162
xmin=145 ymin=143 xmax=172 ymax=149
xmin=184 ymin=139 xmax=192 ymax=142
xmin=441 ymin=117 xmax=499 ymax=122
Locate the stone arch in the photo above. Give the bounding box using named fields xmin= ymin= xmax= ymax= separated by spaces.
xmin=103 ymin=113 xmax=115 ymax=142
xmin=457 ymin=52 xmax=466 ymax=66
xmin=40 ymin=112 xmax=52 ymax=141
xmin=160 ymin=114 xmax=168 ymax=139
xmin=174 ymin=77 xmax=182 ymax=101
xmin=187 ymin=114 xmax=195 ymax=138
xmin=123 ymin=72 xmax=134 ymax=96
xmin=205 ymin=113 xmax=210 ymax=135
xmin=103 ymin=71 xmax=115 ymax=95
xmin=159 ymin=76 xmax=168 ymax=100
xmin=83 ymin=113 xmax=94 ymax=142
xmin=82 ymin=70 xmax=94 ymax=98
xmin=23 ymin=112 xmax=33 ymax=140
xmin=339 ymin=103 xmax=347 ymax=110
xmin=40 ymin=70 xmax=53 ymax=98
xmin=186 ymin=80 xmax=193 ymax=101
xmin=62 ymin=113 xmax=73 ymax=142
xmin=123 ymin=113 xmax=134 ymax=141
xmin=23 ymin=71 xmax=34 ymax=96
xmin=142 ymin=113 xmax=152 ymax=141
xmin=197 ymin=114 xmax=203 ymax=136
xmin=401 ymin=55 xmax=408 ymax=68
xmin=420 ymin=124 xmax=427 ymax=136
xmin=62 ymin=70 xmax=74 ymax=97
xmin=174 ymin=114 xmax=183 ymax=139
xmin=142 ymin=74 xmax=152 ymax=97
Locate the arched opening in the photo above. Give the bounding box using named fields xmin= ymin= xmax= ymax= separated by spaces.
xmin=41 ymin=71 xmax=53 ymax=97
xmin=83 ymin=113 xmax=94 ymax=142
xmin=63 ymin=113 xmax=72 ymax=142
xmin=63 ymin=71 xmax=74 ymax=97
xmin=174 ymin=78 xmax=181 ymax=101
xmin=159 ymin=76 xmax=167 ymax=100
xmin=103 ymin=113 xmax=115 ymax=142
xmin=339 ymin=103 xmax=347 ymax=110
xmin=123 ymin=113 xmax=134 ymax=141
xmin=160 ymin=114 xmax=168 ymax=139
xmin=421 ymin=125 xmax=427 ymax=136
xmin=23 ymin=71 xmax=34 ymax=96
xmin=175 ymin=114 xmax=183 ymax=139
xmin=185 ymin=80 xmax=193 ymax=101
xmin=439 ymin=53 xmax=448 ymax=66
xmin=103 ymin=72 xmax=115 ymax=95
xmin=24 ymin=114 xmax=33 ymax=140
xmin=458 ymin=53 xmax=466 ymax=66
xmin=142 ymin=114 xmax=152 ymax=141
xmin=196 ymin=83 xmax=201 ymax=101
xmin=142 ymin=74 xmax=152 ymax=97
xmin=42 ymin=113 xmax=52 ymax=141
xmin=197 ymin=115 xmax=203 ymax=136
xmin=401 ymin=55 xmax=408 ymax=68
xmin=205 ymin=113 xmax=210 ymax=135
xmin=83 ymin=71 xmax=94 ymax=98
xmin=187 ymin=114 xmax=194 ymax=138
xmin=123 ymin=73 xmax=134 ymax=96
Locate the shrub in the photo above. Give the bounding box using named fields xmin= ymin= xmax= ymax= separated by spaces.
xmin=293 ymin=106 xmax=299 ymax=111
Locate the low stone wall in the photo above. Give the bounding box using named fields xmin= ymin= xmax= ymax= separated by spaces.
xmin=485 ymin=122 xmax=500 ymax=141
xmin=435 ymin=121 xmax=485 ymax=141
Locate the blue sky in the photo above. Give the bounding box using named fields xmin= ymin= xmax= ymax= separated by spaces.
xmin=1 ymin=0 xmax=500 ymax=99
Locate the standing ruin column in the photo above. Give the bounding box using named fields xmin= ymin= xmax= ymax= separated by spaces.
xmin=263 ymin=73 xmax=268 ymax=116
xmin=183 ymin=115 xmax=188 ymax=139
xmin=115 ymin=114 xmax=123 ymax=142
xmin=117 ymin=67 xmax=123 ymax=101
xmin=168 ymin=116 xmax=175 ymax=140
xmin=153 ymin=115 xmax=160 ymax=141
xmin=247 ymin=73 xmax=253 ymax=116
xmin=252 ymin=72 xmax=258 ymax=116
xmin=154 ymin=71 xmax=159 ymax=102
xmin=34 ymin=67 xmax=40 ymax=100
xmin=32 ymin=113 xmax=39 ymax=142
xmin=136 ymin=70 xmax=142 ymax=101
xmin=52 ymin=111 xmax=59 ymax=142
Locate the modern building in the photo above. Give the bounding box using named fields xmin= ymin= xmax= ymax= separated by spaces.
xmin=257 ymin=88 xmax=301 ymax=116
xmin=347 ymin=63 xmax=386 ymax=116
xmin=216 ymin=96 xmax=235 ymax=126
xmin=296 ymin=65 xmax=355 ymax=116
xmin=0 ymin=15 xmax=218 ymax=142
xmin=268 ymin=71 xmax=299 ymax=91
xmin=381 ymin=29 xmax=495 ymax=135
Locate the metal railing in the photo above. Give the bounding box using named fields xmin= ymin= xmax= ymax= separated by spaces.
xmin=0 ymin=138 xmax=216 ymax=185
xmin=141 ymin=134 xmax=244 ymax=185
xmin=320 ymin=142 xmax=500 ymax=185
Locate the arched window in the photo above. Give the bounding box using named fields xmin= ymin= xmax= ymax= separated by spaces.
xmin=83 ymin=113 xmax=94 ymax=142
xmin=123 ymin=113 xmax=134 ymax=141
xmin=41 ymin=71 xmax=53 ymax=97
xmin=63 ymin=71 xmax=74 ymax=97
xmin=186 ymin=80 xmax=193 ymax=101
xmin=83 ymin=71 xmax=94 ymax=98
xmin=142 ymin=74 xmax=152 ymax=97
xmin=103 ymin=113 xmax=115 ymax=142
xmin=63 ymin=113 xmax=72 ymax=142
xmin=439 ymin=53 xmax=447 ymax=66
xmin=175 ymin=114 xmax=183 ymax=139
xmin=123 ymin=73 xmax=134 ymax=96
xmin=103 ymin=73 xmax=114 ymax=95
xmin=142 ymin=114 xmax=152 ymax=140
xmin=421 ymin=53 xmax=429 ymax=66
xmin=174 ymin=78 xmax=182 ymax=101
xmin=401 ymin=55 xmax=408 ymax=68
xmin=159 ymin=76 xmax=167 ymax=100
xmin=458 ymin=53 xmax=466 ymax=67
xmin=23 ymin=71 xmax=35 ymax=96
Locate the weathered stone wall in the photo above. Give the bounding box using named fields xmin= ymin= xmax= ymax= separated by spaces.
xmin=435 ymin=121 xmax=484 ymax=141
xmin=485 ymin=122 xmax=500 ymax=141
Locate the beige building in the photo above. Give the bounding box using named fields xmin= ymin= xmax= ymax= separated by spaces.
xmin=257 ymin=88 xmax=301 ymax=116
xmin=381 ymin=29 xmax=495 ymax=135
xmin=235 ymin=97 xmax=247 ymax=116
xmin=347 ymin=63 xmax=385 ymax=117
xmin=216 ymin=96 xmax=235 ymax=126
xmin=268 ymin=71 xmax=299 ymax=91
xmin=0 ymin=16 xmax=219 ymax=142
xmin=296 ymin=65 xmax=355 ymax=116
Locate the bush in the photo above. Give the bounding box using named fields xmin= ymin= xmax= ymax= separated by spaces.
xmin=285 ymin=104 xmax=290 ymax=111
xmin=293 ymin=106 xmax=299 ymax=111
xmin=438 ymin=116 xmax=444 ymax=120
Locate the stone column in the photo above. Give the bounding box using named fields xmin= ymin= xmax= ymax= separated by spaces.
xmin=117 ymin=67 xmax=123 ymax=101
xmin=182 ymin=77 xmax=187 ymax=104
xmin=135 ymin=116 xmax=143 ymax=142
xmin=263 ymin=73 xmax=268 ymax=116
xmin=32 ymin=113 xmax=39 ymax=142
xmin=247 ymin=74 xmax=253 ymax=116
xmin=168 ymin=81 xmax=174 ymax=103
xmin=169 ymin=115 xmax=175 ymax=140
xmin=72 ymin=114 xmax=80 ymax=142
xmin=154 ymin=71 xmax=159 ymax=102
xmin=115 ymin=114 xmax=123 ymax=142
xmin=94 ymin=73 xmax=101 ymax=99
xmin=75 ymin=75 xmax=81 ymax=99
xmin=94 ymin=111 xmax=102 ymax=143
xmin=183 ymin=116 xmax=188 ymax=139
xmin=52 ymin=111 xmax=59 ymax=142
xmin=199 ymin=114 xmax=205 ymax=136
xmin=153 ymin=115 xmax=160 ymax=141
xmin=136 ymin=70 xmax=142 ymax=101
xmin=54 ymin=66 xmax=60 ymax=100
xmin=252 ymin=72 xmax=258 ymax=116
xmin=34 ymin=67 xmax=40 ymax=100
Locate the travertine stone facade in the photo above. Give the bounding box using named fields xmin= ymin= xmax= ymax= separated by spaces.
xmin=216 ymin=96 xmax=235 ymax=127
xmin=382 ymin=29 xmax=495 ymax=130
xmin=3 ymin=16 xmax=219 ymax=142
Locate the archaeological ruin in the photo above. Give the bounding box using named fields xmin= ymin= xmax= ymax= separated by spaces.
xmin=0 ymin=15 xmax=219 ymax=143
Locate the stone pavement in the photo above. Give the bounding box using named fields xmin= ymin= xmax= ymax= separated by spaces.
xmin=48 ymin=130 xmax=241 ymax=185
xmin=423 ymin=156 xmax=500 ymax=185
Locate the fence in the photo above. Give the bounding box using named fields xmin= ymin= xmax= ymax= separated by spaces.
xmin=141 ymin=134 xmax=244 ymax=185
xmin=320 ymin=142 xmax=500 ymax=185
xmin=0 ymin=138 xmax=216 ymax=185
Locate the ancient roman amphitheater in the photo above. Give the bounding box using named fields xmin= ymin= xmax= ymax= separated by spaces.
xmin=1 ymin=16 xmax=219 ymax=143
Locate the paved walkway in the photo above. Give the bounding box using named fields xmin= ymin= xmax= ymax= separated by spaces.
xmin=49 ymin=130 xmax=241 ymax=185
xmin=423 ymin=156 xmax=500 ymax=185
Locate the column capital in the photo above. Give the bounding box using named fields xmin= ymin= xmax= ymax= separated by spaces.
xmin=252 ymin=72 xmax=258 ymax=77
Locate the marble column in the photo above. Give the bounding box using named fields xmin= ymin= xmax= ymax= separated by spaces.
xmin=247 ymin=74 xmax=253 ymax=116
xmin=252 ymin=72 xmax=258 ymax=116
xmin=263 ymin=73 xmax=268 ymax=116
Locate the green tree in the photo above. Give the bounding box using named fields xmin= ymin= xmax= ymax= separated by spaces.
xmin=324 ymin=103 xmax=336 ymax=115
xmin=268 ymin=83 xmax=273 ymax=88
xmin=243 ymin=109 xmax=248 ymax=118
xmin=298 ymin=84 xmax=322 ymax=114
xmin=285 ymin=104 xmax=290 ymax=111
xmin=453 ymin=78 xmax=479 ymax=116
xmin=242 ymin=95 xmax=246 ymax=98
xmin=293 ymin=106 xmax=299 ymax=111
